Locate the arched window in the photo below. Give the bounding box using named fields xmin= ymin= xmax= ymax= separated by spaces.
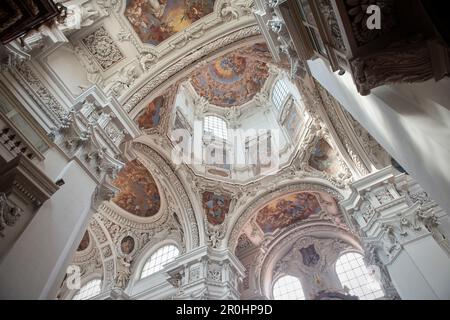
xmin=273 ymin=275 xmax=306 ymax=300
xmin=72 ymin=279 xmax=102 ymax=300
xmin=272 ymin=80 xmax=290 ymax=110
xmin=140 ymin=245 xmax=180 ymax=279
xmin=204 ymin=115 xmax=228 ymax=140
xmin=335 ymin=252 xmax=384 ymax=300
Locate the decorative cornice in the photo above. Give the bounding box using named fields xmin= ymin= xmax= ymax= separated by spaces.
xmin=0 ymin=155 xmax=59 ymax=208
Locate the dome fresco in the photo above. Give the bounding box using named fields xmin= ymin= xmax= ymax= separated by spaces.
xmin=190 ymin=45 xmax=270 ymax=107
xmin=112 ymin=159 xmax=161 ymax=217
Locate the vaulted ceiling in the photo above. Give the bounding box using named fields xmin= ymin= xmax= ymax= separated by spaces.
xmin=124 ymin=0 xmax=217 ymax=46
xmin=112 ymin=159 xmax=161 ymax=217
xmin=190 ymin=43 xmax=271 ymax=107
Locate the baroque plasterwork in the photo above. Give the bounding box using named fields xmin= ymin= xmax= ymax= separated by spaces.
xmin=311 ymin=82 xmax=374 ymax=176
xmin=81 ymin=25 xmax=125 ymax=70
xmin=79 ymin=0 xmax=258 ymax=110
xmin=252 ymin=223 xmax=360 ymax=299
xmin=132 ymin=141 xmax=201 ymax=248
xmin=122 ymin=25 xmax=262 ymax=113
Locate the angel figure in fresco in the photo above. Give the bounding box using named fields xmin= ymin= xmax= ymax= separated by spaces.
xmin=146 ymin=0 xmax=167 ymax=19
xmin=185 ymin=0 xmax=204 ymax=21
xmin=126 ymin=0 xmax=148 ymax=29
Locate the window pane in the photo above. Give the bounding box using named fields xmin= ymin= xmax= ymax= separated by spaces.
xmin=335 ymin=252 xmax=384 ymax=300
xmin=141 ymin=245 xmax=180 ymax=279
xmin=273 ymin=275 xmax=305 ymax=300
xmin=204 ymin=116 xmax=228 ymax=140
xmin=272 ymin=80 xmax=290 ymax=110
xmin=72 ymin=279 xmax=101 ymax=300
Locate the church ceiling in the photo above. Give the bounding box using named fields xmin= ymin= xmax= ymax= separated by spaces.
xmin=308 ymin=139 xmax=342 ymax=176
xmin=190 ymin=43 xmax=270 ymax=107
xmin=112 ymin=159 xmax=161 ymax=217
xmin=255 ymin=192 xmax=322 ymax=234
xmin=124 ymin=0 xmax=216 ymax=46
xmin=136 ymin=95 xmax=164 ymax=129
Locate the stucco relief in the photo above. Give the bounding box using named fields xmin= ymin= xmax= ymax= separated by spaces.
xmin=81 ymin=26 xmax=124 ymax=70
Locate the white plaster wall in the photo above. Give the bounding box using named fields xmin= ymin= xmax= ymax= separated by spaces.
xmin=45 ymin=45 xmax=89 ymax=97
xmin=403 ymin=237 xmax=450 ymax=299
xmin=34 ymin=148 xmax=70 ymax=181
xmin=387 ymin=236 xmax=450 ymax=300
xmin=388 ymin=249 xmax=438 ymax=299
xmin=308 ymin=58 xmax=450 ymax=214
xmin=0 ymin=160 xmax=97 ymax=299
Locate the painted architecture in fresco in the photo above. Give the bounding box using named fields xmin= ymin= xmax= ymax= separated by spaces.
xmin=191 ymin=49 xmax=270 ymax=108
xmin=136 ymin=95 xmax=164 ymax=129
xmin=308 ymin=139 xmax=342 ymax=176
xmin=125 ymin=0 xmax=216 ymax=46
xmin=256 ymin=192 xmax=322 ymax=234
xmin=202 ymin=191 xmax=231 ymax=225
xmin=112 ymin=159 xmax=161 ymax=217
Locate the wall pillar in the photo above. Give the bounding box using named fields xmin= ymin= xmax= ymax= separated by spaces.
xmin=0 ymin=86 xmax=139 ymax=299
xmin=165 ymin=246 xmax=246 ymax=300
xmin=341 ymin=167 xmax=450 ymax=299
xmin=0 ymin=160 xmax=97 ymax=299
xmin=309 ymin=58 xmax=450 ymax=215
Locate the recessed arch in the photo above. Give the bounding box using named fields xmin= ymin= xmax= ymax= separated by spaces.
xmin=128 ymin=237 xmax=183 ymax=290
xmin=256 ymin=224 xmax=362 ymax=299
xmin=226 ymin=181 xmax=347 ymax=251
xmin=131 ymin=141 xmax=202 ymax=249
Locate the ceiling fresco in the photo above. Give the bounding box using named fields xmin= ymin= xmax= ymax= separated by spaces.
xmin=136 ymin=95 xmax=164 ymax=129
xmin=77 ymin=231 xmax=90 ymax=251
xmin=202 ymin=191 xmax=231 ymax=225
xmin=234 ymin=43 xmax=274 ymax=65
xmin=255 ymin=192 xmax=322 ymax=234
xmin=125 ymin=0 xmax=216 ymax=46
xmin=190 ymin=43 xmax=270 ymax=108
xmin=112 ymin=159 xmax=161 ymax=217
xmin=309 ymin=139 xmax=342 ymax=176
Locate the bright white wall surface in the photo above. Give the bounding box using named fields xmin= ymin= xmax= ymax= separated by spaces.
xmin=0 ymin=160 xmax=97 ymax=299
xmin=45 ymin=45 xmax=90 ymax=97
xmin=308 ymin=58 xmax=450 ymax=214
xmin=388 ymin=236 xmax=450 ymax=300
